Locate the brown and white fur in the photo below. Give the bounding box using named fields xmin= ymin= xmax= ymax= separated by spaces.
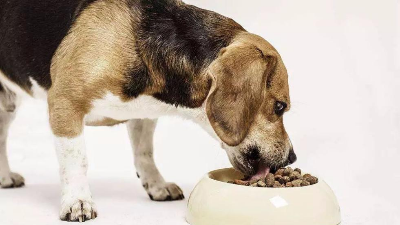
xmin=0 ymin=0 xmax=295 ymax=222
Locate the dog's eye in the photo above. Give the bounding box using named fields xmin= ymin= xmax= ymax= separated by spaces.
xmin=274 ymin=101 xmax=287 ymax=116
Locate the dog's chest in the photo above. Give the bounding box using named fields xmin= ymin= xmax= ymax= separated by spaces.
xmin=85 ymin=92 xmax=205 ymax=124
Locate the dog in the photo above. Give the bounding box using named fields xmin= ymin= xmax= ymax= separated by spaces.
xmin=0 ymin=0 xmax=295 ymax=222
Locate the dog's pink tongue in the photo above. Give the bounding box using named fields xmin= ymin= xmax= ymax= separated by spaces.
xmin=248 ymin=165 xmax=270 ymax=181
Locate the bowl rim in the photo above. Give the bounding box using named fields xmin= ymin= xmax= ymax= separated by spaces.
xmin=205 ymin=167 xmax=322 ymax=190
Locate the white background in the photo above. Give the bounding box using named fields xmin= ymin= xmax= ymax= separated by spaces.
xmin=0 ymin=0 xmax=399 ymax=224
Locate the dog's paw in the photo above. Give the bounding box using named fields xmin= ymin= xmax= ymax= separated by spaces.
xmin=0 ymin=172 xmax=25 ymax=188
xmin=146 ymin=182 xmax=185 ymax=201
xmin=60 ymin=199 xmax=97 ymax=222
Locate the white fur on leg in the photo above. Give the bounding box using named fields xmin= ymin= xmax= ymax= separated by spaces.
xmin=127 ymin=119 xmax=184 ymax=201
xmin=0 ymin=111 xmax=24 ymax=188
xmin=55 ymin=134 xmax=97 ymax=222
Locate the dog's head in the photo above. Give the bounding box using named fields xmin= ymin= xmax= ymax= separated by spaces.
xmin=206 ymin=32 xmax=295 ymax=178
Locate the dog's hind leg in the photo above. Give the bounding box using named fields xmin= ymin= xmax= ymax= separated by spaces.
xmin=127 ymin=119 xmax=184 ymax=201
xmin=0 ymin=87 xmax=24 ymax=188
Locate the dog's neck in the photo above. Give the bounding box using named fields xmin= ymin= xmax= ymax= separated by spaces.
xmin=133 ymin=0 xmax=245 ymax=108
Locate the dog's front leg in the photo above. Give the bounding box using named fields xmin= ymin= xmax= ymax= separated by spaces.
xmin=127 ymin=119 xmax=184 ymax=201
xmin=49 ymin=97 xmax=97 ymax=222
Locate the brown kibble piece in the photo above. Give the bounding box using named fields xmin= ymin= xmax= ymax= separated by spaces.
xmin=278 ymin=176 xmax=286 ymax=184
xmin=289 ymin=171 xmax=301 ymax=181
xmin=275 ymin=168 xmax=285 ymax=176
xmin=265 ymin=173 xmax=275 ymax=187
xmin=283 ymin=167 xmax=294 ymax=176
xmin=273 ymin=181 xmax=282 ymax=188
xmin=294 ymin=168 xmax=301 ymax=174
xmin=257 ymin=180 xmax=267 ymax=187
xmin=274 ymin=175 xmax=283 ymax=181
xmin=301 ymin=180 xmax=310 ymax=187
xmin=282 ymin=176 xmax=290 ymax=184
xmin=286 ymin=182 xmax=293 ymax=187
xmin=292 ymin=179 xmax=302 ymax=187
xmin=305 ymin=176 xmax=318 ymax=185
xmin=251 ymin=182 xmax=258 ymax=187
xmin=303 ymin=174 xmax=312 ymax=179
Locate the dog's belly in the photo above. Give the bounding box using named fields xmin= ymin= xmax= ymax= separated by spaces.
xmin=84 ymin=115 xmax=127 ymax=127
xmin=87 ymin=92 xmax=203 ymax=122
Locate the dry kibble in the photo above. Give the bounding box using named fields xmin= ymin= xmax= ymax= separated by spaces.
xmin=283 ymin=167 xmax=294 ymax=176
xmin=305 ymin=176 xmax=318 ymax=185
xmin=273 ymin=181 xmax=282 ymax=188
xmin=275 ymin=168 xmax=285 ymax=176
xmin=274 ymin=175 xmax=283 ymax=181
xmin=265 ymin=173 xmax=275 ymax=187
xmin=289 ymin=171 xmax=301 ymax=181
xmin=228 ymin=167 xmax=318 ymax=188
xmin=282 ymin=176 xmax=291 ymax=184
xmin=301 ymin=180 xmax=310 ymax=187
xmin=257 ymin=180 xmax=267 ymax=187
xmin=251 ymin=182 xmax=258 ymax=187
xmin=277 ymin=176 xmax=286 ymax=184
xmin=292 ymin=179 xmax=302 ymax=187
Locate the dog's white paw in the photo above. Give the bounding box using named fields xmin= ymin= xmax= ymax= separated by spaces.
xmin=60 ymin=198 xmax=97 ymax=222
xmin=145 ymin=182 xmax=184 ymax=201
xmin=0 ymin=172 xmax=25 ymax=188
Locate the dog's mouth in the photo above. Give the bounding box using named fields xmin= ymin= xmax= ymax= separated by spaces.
xmin=245 ymin=163 xmax=270 ymax=181
xmin=231 ymin=155 xmax=277 ymax=181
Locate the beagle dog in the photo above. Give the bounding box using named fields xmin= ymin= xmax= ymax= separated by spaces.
xmin=0 ymin=0 xmax=295 ymax=222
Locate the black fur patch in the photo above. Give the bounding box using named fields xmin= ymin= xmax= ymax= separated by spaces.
xmin=1 ymin=0 xmax=244 ymax=108
xmin=0 ymin=0 xmax=98 ymax=90
xmin=123 ymin=62 xmax=152 ymax=98
xmin=133 ymin=0 xmax=245 ymax=107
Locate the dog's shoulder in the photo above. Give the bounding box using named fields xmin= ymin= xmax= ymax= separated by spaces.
xmin=131 ymin=0 xmax=245 ymax=107
xmin=51 ymin=0 xmax=244 ymax=109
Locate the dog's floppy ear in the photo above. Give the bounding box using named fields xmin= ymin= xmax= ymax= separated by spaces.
xmin=206 ymin=45 xmax=276 ymax=146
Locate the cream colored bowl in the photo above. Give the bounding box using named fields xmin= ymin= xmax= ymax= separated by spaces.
xmin=186 ymin=168 xmax=341 ymax=225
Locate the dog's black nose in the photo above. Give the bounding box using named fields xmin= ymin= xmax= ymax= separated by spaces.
xmin=288 ymin=148 xmax=297 ymax=164
xmin=247 ymin=146 xmax=261 ymax=161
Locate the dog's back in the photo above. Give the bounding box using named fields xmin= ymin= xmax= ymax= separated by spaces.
xmin=0 ymin=0 xmax=96 ymax=93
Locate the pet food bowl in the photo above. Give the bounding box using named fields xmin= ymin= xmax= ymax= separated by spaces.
xmin=186 ymin=168 xmax=341 ymax=225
